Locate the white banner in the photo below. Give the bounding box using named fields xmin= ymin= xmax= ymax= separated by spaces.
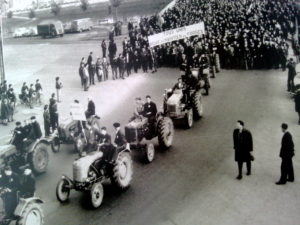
xmin=148 ymin=22 xmax=205 ymax=47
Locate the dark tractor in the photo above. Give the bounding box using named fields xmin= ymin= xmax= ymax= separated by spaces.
xmin=124 ymin=113 xmax=174 ymax=163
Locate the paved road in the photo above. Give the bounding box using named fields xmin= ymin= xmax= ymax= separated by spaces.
xmin=2 ymin=39 xmax=300 ymax=225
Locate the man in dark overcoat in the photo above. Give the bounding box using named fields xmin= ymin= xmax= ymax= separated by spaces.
xmin=233 ymin=120 xmax=253 ymax=180
xmin=294 ymin=89 xmax=300 ymax=125
xmin=276 ymin=123 xmax=295 ymax=185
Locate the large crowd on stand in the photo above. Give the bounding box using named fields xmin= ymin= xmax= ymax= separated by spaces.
xmin=125 ymin=0 xmax=297 ymax=71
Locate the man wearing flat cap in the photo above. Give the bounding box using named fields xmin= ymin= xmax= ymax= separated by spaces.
xmin=97 ymin=127 xmax=115 ymax=163
xmin=12 ymin=121 xmax=25 ymax=152
xmin=27 ymin=116 xmax=42 ymax=141
xmin=113 ymin=122 xmax=127 ymax=148
xmin=143 ymin=95 xmax=157 ymax=134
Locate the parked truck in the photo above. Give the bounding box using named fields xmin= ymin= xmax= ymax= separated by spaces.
xmin=37 ymin=20 xmax=64 ymax=38
xmin=71 ymin=18 xmax=93 ymax=33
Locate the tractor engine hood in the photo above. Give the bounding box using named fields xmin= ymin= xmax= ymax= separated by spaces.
xmin=72 ymin=151 xmax=103 ymax=182
xmin=167 ymin=89 xmax=183 ymax=105
xmin=0 ymin=144 xmax=17 ymax=165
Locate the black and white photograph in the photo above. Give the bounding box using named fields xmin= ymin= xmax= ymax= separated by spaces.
xmin=0 ymin=0 xmax=299 ymax=224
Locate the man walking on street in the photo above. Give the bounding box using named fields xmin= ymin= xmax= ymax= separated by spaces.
xmin=101 ymin=40 xmax=107 ymax=58
xmin=233 ymin=120 xmax=254 ymax=180
xmin=286 ymin=58 xmax=296 ymax=92
xmin=88 ymin=60 xmax=95 ymax=85
xmin=55 ymin=77 xmax=62 ymax=103
xmin=294 ymin=88 xmax=300 ymax=125
xmin=43 ymin=105 xmax=51 ymax=136
xmin=276 ymin=123 xmax=295 ymax=185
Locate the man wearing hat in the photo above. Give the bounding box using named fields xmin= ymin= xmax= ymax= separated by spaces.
xmin=97 ymin=127 xmax=111 ymax=146
xmin=19 ymin=168 xmax=35 ymax=198
xmin=0 ymin=165 xmax=20 ymax=217
xmin=113 ymin=122 xmax=127 ymax=148
xmin=12 ymin=121 xmax=25 ymax=152
xmin=129 ymin=97 xmax=144 ymax=122
xmin=27 ymin=116 xmax=42 ymax=141
xmin=143 ymin=95 xmax=157 ymax=134
xmin=286 ymin=58 xmax=296 ymax=92
xmin=43 ymin=105 xmax=51 ymax=136
xmin=35 ymin=79 xmax=43 ymax=104
xmin=276 ymin=123 xmax=295 ymax=185
xmin=85 ymin=96 xmax=96 ymax=119
xmin=97 ymin=127 xmax=114 ymax=163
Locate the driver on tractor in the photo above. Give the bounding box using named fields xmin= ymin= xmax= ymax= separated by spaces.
xmin=23 ymin=116 xmax=42 ymax=148
xmin=113 ymin=122 xmax=128 ymax=150
xmin=96 ymin=127 xmax=114 ymax=163
xmin=12 ymin=121 xmax=25 ymax=153
xmin=143 ymin=95 xmax=157 ymax=134
xmin=129 ymin=97 xmax=144 ymax=122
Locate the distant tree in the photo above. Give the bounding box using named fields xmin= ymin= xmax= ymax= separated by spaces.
xmin=109 ymin=0 xmax=123 ymax=22
xmin=50 ymin=1 xmax=61 ymax=15
xmin=7 ymin=10 xmax=13 ymax=18
xmin=80 ymin=0 xmax=89 ymax=11
xmin=28 ymin=9 xmax=36 ymax=18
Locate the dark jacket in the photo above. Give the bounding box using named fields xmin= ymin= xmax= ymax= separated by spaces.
xmin=233 ymin=128 xmax=253 ymax=162
xmin=43 ymin=109 xmax=51 ymax=124
xmin=280 ymin=131 xmax=294 ymax=159
xmin=87 ymin=100 xmax=95 ymax=116
xmin=20 ymin=174 xmax=35 ymax=197
xmin=12 ymin=126 xmax=25 ymax=150
xmin=294 ymin=90 xmax=300 ymax=112
xmin=114 ymin=129 xmax=127 ymax=147
xmin=87 ymin=55 xmax=93 ymax=66
xmin=143 ymin=101 xmax=157 ymax=118
xmin=28 ymin=122 xmax=42 ymax=140
xmin=97 ymin=133 xmax=111 ymax=145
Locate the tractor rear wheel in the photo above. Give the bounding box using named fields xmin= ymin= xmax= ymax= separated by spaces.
xmin=110 ymin=152 xmax=133 ymax=190
xmin=192 ymin=91 xmax=204 ymax=120
xmin=30 ymin=143 xmax=49 ymax=174
xmin=157 ymin=117 xmax=174 ymax=149
xmin=17 ymin=202 xmax=44 ymax=225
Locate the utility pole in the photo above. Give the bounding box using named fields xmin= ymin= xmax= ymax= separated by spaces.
xmin=0 ymin=0 xmax=6 ymax=82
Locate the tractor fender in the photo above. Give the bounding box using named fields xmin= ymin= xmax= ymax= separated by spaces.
xmin=14 ymin=197 xmax=44 ymax=217
xmin=29 ymin=139 xmax=50 ymax=153
xmin=61 ymin=174 xmax=73 ymax=185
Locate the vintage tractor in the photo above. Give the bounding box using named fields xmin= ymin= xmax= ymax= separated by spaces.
xmin=56 ymin=144 xmax=133 ymax=208
xmin=192 ymin=67 xmax=211 ymax=96
xmin=0 ymin=187 xmax=44 ymax=225
xmin=0 ymin=133 xmax=59 ymax=174
xmin=58 ymin=115 xmax=101 ymax=154
xmin=164 ymin=79 xmax=204 ymax=129
xmin=124 ymin=113 xmax=174 ymax=163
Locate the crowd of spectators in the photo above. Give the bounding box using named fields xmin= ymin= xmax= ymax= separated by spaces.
xmin=126 ymin=0 xmax=298 ymax=71
xmin=0 ymin=81 xmax=16 ymax=125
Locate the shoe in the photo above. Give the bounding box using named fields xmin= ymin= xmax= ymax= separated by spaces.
xmin=246 ymin=172 xmax=251 ymax=176
xmin=275 ymin=181 xmax=286 ymax=185
xmin=236 ymin=175 xmax=242 ymax=180
xmin=287 ymin=179 xmax=294 ymax=182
